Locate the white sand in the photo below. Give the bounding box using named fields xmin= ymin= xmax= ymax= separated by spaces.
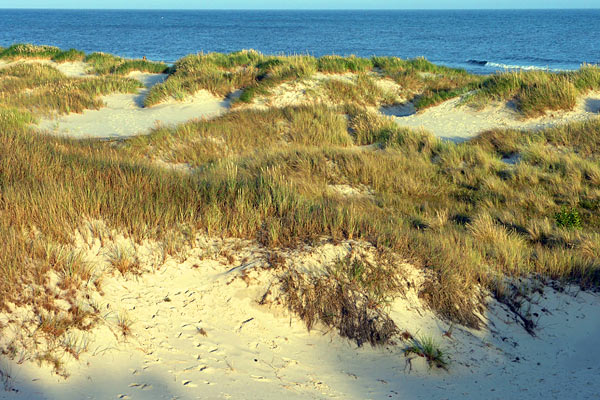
xmin=1 ymin=231 xmax=599 ymax=400
xmin=38 ymin=72 xmax=229 ymax=139
xmin=384 ymin=93 xmax=600 ymax=142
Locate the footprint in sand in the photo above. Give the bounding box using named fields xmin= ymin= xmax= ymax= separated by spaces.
xmin=129 ymin=383 xmax=153 ymax=390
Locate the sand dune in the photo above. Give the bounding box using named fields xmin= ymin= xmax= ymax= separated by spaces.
xmin=2 ymin=231 xmax=599 ymax=400
xmin=38 ymin=72 xmax=229 ymax=139
xmin=0 ymin=60 xmax=89 ymax=78
xmin=384 ymin=92 xmax=600 ymax=142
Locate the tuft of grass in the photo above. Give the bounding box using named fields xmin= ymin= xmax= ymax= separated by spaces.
xmin=282 ymin=253 xmax=401 ymax=346
xmin=116 ymin=311 xmax=133 ymax=337
xmin=555 ymin=207 xmax=582 ymax=229
xmin=404 ymin=335 xmax=449 ymax=369
xmin=108 ymin=245 xmax=141 ymax=276
xmin=61 ymin=332 xmax=89 ymax=360
xmin=85 ymin=52 xmax=169 ymax=75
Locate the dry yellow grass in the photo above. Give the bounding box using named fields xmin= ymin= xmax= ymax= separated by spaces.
xmin=0 ymin=48 xmax=599 ymax=356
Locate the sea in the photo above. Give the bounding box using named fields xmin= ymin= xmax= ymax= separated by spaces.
xmin=0 ymin=9 xmax=598 ymax=74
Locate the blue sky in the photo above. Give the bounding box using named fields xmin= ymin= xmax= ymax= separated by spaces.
xmin=1 ymin=1 xmax=598 ymax=9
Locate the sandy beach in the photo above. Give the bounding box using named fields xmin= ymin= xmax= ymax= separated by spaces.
xmin=1 ymin=229 xmax=599 ymax=399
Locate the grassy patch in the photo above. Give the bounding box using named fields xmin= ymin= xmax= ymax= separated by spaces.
xmin=468 ymin=66 xmax=600 ymax=117
xmin=0 ymin=63 xmax=143 ymax=115
xmin=1 ymin=48 xmax=600 ymax=357
xmin=318 ymin=55 xmax=373 ymax=73
xmin=0 ymin=44 xmax=86 ymax=63
xmin=112 ymin=59 xmax=170 ymax=75
xmin=322 ymin=74 xmax=397 ymax=107
xmin=85 ymin=52 xmax=169 ymax=75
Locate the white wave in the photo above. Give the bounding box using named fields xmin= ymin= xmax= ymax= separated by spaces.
xmin=485 ymin=62 xmax=568 ymax=72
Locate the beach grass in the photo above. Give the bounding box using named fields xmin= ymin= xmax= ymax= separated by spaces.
xmin=1 ymin=46 xmax=600 ymax=352
xmin=317 ymin=55 xmax=373 ymax=73
xmin=322 ymin=74 xmax=397 ymax=107
xmin=468 ymin=65 xmax=600 ymax=117
xmin=85 ymin=52 xmax=169 ymax=75
xmin=0 ymin=44 xmax=86 ymax=63
xmin=0 ymin=63 xmax=143 ymax=115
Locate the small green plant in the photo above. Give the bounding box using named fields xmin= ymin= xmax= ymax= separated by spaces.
xmin=404 ymin=335 xmax=449 ymax=369
xmin=554 ymin=207 xmax=582 ymax=229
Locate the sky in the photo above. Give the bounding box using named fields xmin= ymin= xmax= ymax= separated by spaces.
xmin=1 ymin=1 xmax=598 ymax=9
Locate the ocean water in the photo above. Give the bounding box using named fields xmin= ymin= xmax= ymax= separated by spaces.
xmin=0 ymin=9 xmax=598 ymax=74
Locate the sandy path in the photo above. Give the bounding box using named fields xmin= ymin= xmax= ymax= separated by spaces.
xmin=37 ymin=72 xmax=229 ymax=139
xmin=2 ymin=235 xmax=599 ymax=400
xmin=384 ymin=93 xmax=600 ymax=142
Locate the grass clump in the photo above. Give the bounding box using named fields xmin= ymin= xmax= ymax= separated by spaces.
xmin=283 ymin=253 xmax=401 ymax=346
xmin=237 ymin=55 xmax=317 ymax=104
xmin=85 ymin=52 xmax=169 ymax=75
xmin=84 ymin=52 xmax=124 ymax=74
xmin=0 ymin=63 xmax=143 ymax=115
xmin=0 ymin=44 xmax=86 ymax=63
xmin=404 ymin=335 xmax=449 ymax=369
xmin=144 ymin=51 xmax=260 ymax=106
xmin=112 ymin=59 xmax=170 ymax=75
xmin=145 ymin=51 xmax=319 ymax=106
xmin=0 ymin=43 xmax=62 ymax=60
xmin=109 ymin=244 xmax=141 ymax=276
xmin=469 ymin=65 xmax=600 ymax=117
xmin=51 ymin=48 xmax=86 ymax=63
xmin=555 ymin=207 xmax=582 ymax=229
xmin=371 ymin=56 xmax=482 ymax=109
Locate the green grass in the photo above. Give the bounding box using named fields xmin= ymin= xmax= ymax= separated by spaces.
xmin=85 ymin=52 xmax=169 ymax=75
xmin=0 ymin=44 xmax=85 ymax=63
xmin=317 ymin=55 xmax=373 ymax=73
xmin=0 ymin=44 xmax=62 ymax=60
xmin=51 ymin=49 xmax=86 ymax=63
xmin=371 ymin=56 xmax=483 ymax=110
xmin=112 ymin=60 xmax=170 ymax=75
xmin=404 ymin=335 xmax=449 ymax=369
xmin=84 ymin=52 xmax=123 ymax=74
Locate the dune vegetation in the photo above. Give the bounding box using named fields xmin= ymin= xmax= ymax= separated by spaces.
xmin=0 ymin=45 xmax=599 ymax=365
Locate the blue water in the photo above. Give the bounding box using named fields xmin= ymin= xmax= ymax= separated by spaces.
xmin=0 ymin=9 xmax=599 ymax=74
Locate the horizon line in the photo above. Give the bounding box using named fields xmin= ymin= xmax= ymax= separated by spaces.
xmin=1 ymin=7 xmax=599 ymax=10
